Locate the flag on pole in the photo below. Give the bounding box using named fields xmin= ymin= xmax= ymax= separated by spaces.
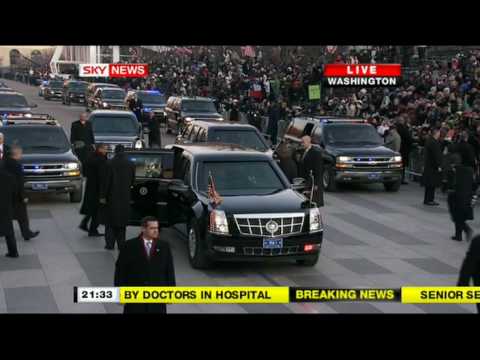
xmin=208 ymin=171 xmax=223 ymax=207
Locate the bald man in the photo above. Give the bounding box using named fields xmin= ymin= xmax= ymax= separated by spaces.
xmin=70 ymin=113 xmax=95 ymax=172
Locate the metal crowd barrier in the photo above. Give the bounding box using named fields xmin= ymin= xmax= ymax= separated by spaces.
xmin=406 ymin=145 xmax=424 ymax=180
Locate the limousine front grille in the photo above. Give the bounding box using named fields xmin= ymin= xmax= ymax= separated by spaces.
xmin=234 ymin=213 xmax=305 ymax=237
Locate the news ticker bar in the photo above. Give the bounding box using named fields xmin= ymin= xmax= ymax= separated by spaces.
xmin=74 ymin=287 xmax=480 ymax=304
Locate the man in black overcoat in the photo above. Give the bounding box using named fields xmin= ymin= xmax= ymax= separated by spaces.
xmin=448 ymin=164 xmax=474 ymax=242
xmin=0 ymin=162 xmax=19 ymax=257
xmin=100 ymin=145 xmax=135 ymax=250
xmin=114 ymin=216 xmax=176 ymax=314
xmin=423 ymin=128 xmax=443 ymax=206
xmin=70 ymin=113 xmax=95 ymax=172
xmin=79 ymin=143 xmax=108 ymax=237
xmin=299 ymin=135 xmax=324 ymax=207
xmin=4 ymin=145 xmax=40 ymax=241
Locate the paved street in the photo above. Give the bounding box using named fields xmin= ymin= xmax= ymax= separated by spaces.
xmin=0 ymin=79 xmax=477 ymax=313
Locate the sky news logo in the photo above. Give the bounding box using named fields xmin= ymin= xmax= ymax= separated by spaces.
xmin=324 ymin=64 xmax=401 ymax=86
xmin=79 ymin=63 xmax=149 ymax=78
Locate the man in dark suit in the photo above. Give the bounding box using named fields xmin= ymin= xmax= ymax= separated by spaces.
xmin=448 ymin=163 xmax=474 ymax=242
xmin=0 ymin=162 xmax=19 ymax=257
xmin=457 ymin=234 xmax=480 ymax=313
xmin=70 ymin=113 xmax=95 ymax=171
xmin=300 ymin=135 xmax=324 ymax=207
xmin=147 ymin=111 xmax=161 ymax=148
xmin=423 ymin=128 xmax=443 ymax=206
xmin=114 ymin=216 xmax=176 ymax=314
xmin=396 ymin=116 xmax=413 ymax=185
xmin=79 ymin=143 xmax=108 ymax=237
xmin=100 ymin=145 xmax=135 ymax=250
xmin=4 ymin=145 xmax=40 ymax=241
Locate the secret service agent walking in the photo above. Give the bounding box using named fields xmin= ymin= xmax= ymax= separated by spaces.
xmin=4 ymin=145 xmax=40 ymax=241
xmin=457 ymin=234 xmax=480 ymax=314
xmin=79 ymin=143 xmax=108 ymax=237
xmin=114 ymin=216 xmax=176 ymax=314
xmin=100 ymin=145 xmax=135 ymax=250
xmin=300 ymin=135 xmax=324 ymax=207
xmin=70 ymin=113 xmax=95 ymax=172
xmin=0 ymin=162 xmax=19 ymax=257
xmin=423 ymin=128 xmax=443 ymax=206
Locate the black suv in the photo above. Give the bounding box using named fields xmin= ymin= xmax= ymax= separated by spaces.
xmin=0 ymin=90 xmax=37 ymax=116
xmin=176 ymin=120 xmax=274 ymax=157
xmin=0 ymin=114 xmax=83 ymax=202
xmin=43 ymin=80 xmax=64 ymax=101
xmin=86 ymin=83 xmax=120 ymax=108
xmin=280 ymin=116 xmax=403 ymax=192
xmin=91 ymin=87 xmax=126 ymax=110
xmin=88 ymin=110 xmax=145 ymax=155
xmin=127 ymin=144 xmax=324 ymax=269
xmin=165 ymin=96 xmax=223 ymax=135
xmin=62 ymin=80 xmax=88 ymax=105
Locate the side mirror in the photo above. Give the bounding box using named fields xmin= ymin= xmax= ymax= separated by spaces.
xmin=292 ymin=177 xmax=307 ymax=192
xmin=168 ymin=179 xmax=190 ymax=194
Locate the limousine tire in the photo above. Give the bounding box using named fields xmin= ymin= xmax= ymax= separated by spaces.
xmin=187 ymin=218 xmax=213 ymax=269
xmin=384 ymin=180 xmax=401 ymax=192
xmin=296 ymin=253 xmax=319 ymax=267
xmin=323 ymin=165 xmax=338 ymax=192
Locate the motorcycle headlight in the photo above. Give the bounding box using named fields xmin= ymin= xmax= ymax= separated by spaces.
xmin=185 ymin=117 xmax=194 ymax=123
xmin=66 ymin=162 xmax=79 ymax=170
xmin=209 ymin=210 xmax=230 ymax=235
xmin=337 ymin=156 xmax=352 ymax=163
xmin=309 ymin=208 xmax=323 ymax=233
xmin=134 ymin=140 xmax=143 ymax=149
xmin=102 ymin=102 xmax=109 ymax=108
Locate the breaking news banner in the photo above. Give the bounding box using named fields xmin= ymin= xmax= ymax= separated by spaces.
xmin=78 ymin=63 xmax=149 ymax=78
xmin=73 ymin=286 xmax=480 ymax=304
xmin=323 ymin=64 xmax=401 ymax=87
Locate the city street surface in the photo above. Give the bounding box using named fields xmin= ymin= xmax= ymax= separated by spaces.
xmin=0 ymin=79 xmax=477 ymax=313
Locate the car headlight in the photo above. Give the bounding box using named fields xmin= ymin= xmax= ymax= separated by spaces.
xmin=337 ymin=156 xmax=352 ymax=163
xmin=392 ymin=155 xmax=402 ymax=162
xmin=102 ymin=102 xmax=109 ymax=108
xmin=134 ymin=140 xmax=143 ymax=149
xmin=309 ymin=208 xmax=323 ymax=233
xmin=209 ymin=210 xmax=230 ymax=235
xmin=66 ymin=162 xmax=79 ymax=170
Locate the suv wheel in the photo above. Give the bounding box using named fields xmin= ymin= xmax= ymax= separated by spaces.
xmin=323 ymin=165 xmax=338 ymax=192
xmin=187 ymin=219 xmax=213 ymax=269
xmin=384 ymin=180 xmax=401 ymax=192
xmin=296 ymin=253 xmax=319 ymax=266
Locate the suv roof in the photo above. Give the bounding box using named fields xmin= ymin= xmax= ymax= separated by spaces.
xmin=0 ymin=113 xmax=59 ymax=126
xmin=188 ymin=120 xmax=258 ymax=130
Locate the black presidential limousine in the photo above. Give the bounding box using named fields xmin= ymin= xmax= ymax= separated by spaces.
xmin=127 ymin=144 xmax=324 ymax=269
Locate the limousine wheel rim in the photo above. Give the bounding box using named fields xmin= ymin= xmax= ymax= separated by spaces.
xmin=188 ymin=228 xmax=197 ymax=259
